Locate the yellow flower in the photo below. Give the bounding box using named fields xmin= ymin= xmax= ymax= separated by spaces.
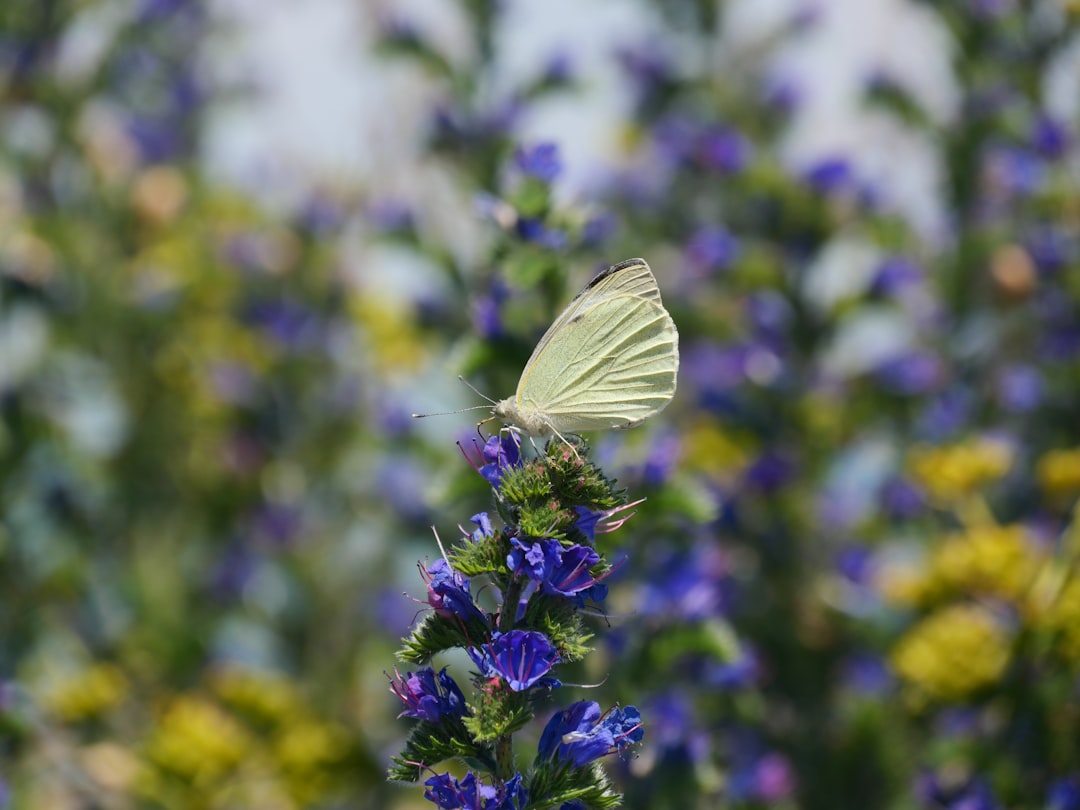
xmin=143 ymin=695 xmax=252 ymax=787
xmin=42 ymin=663 xmax=127 ymax=722
xmin=926 ymin=524 xmax=1042 ymax=605
xmin=212 ymin=666 xmax=304 ymax=724
xmin=1037 ymin=447 xmax=1080 ymax=496
xmin=909 ymin=438 xmax=1013 ymax=503
xmin=891 ymin=603 xmax=1011 ymax=700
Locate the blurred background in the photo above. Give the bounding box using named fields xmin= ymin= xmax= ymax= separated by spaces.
xmin=3 ymin=0 xmax=1080 ymax=807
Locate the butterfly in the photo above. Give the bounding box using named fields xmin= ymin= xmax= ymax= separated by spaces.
xmin=492 ymin=258 xmax=679 ymax=441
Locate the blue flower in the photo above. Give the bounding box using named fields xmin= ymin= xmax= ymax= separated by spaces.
xmin=425 ymin=559 xmax=487 ymax=625
xmin=538 ymin=701 xmax=643 ymax=767
xmin=423 ymin=771 xmax=528 ymax=810
xmin=870 ymin=256 xmax=924 ymax=297
xmin=995 ymin=364 xmax=1044 ymax=413
xmin=468 ymin=630 xmax=560 ymax=692
xmin=469 ymin=512 xmax=494 ymax=543
xmin=873 ymin=351 xmax=945 ymax=396
xmin=514 ymin=142 xmax=562 ymax=183
xmin=1049 ymin=777 xmax=1080 ymax=810
xmin=697 ymin=126 xmax=751 ymax=173
xmin=803 ymin=157 xmax=855 ymax=194
xmin=917 ymin=772 xmax=999 ymax=810
xmin=389 ymin=666 xmax=468 ymax=723
xmin=515 ymin=218 xmax=568 ymax=249
xmin=1031 ymin=114 xmax=1070 ymax=159
xmin=686 ymin=226 xmax=739 ymax=275
xmin=478 ymin=433 xmax=522 ymax=487
xmin=507 ymin=538 xmax=605 ymax=600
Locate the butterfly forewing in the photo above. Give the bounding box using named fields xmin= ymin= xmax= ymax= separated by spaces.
xmin=514 ymin=260 xmax=679 ymax=432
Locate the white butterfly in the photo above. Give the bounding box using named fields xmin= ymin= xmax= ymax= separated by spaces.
xmin=493 ymin=258 xmax=679 ymax=440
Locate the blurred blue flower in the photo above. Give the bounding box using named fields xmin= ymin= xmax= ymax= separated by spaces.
xmin=705 ymin=645 xmax=759 ymax=690
xmin=367 ymin=198 xmax=415 ymax=232
xmin=252 ymin=501 xmax=303 ymax=547
xmin=378 ymin=458 xmax=430 ymax=522
xmin=244 ymin=299 xmax=319 ymax=349
xmin=984 ymin=145 xmax=1044 ymax=197
xmin=841 ymin=654 xmax=894 ymax=695
xmin=581 ymin=211 xmax=617 ymax=247
xmin=1031 ymin=114 xmax=1070 ymax=159
xmin=209 ymin=544 xmax=258 ymax=601
xmin=971 ymin=0 xmax=1015 ymax=20
xmin=538 ymin=701 xmax=643 ymax=767
xmin=514 ymin=142 xmax=562 ymax=183
xmin=686 ymin=226 xmax=739 ymax=276
xmin=836 ymin=546 xmax=874 ymax=585
xmin=642 ymin=430 xmax=681 ymax=486
xmin=468 ymin=630 xmax=560 ymax=692
xmin=746 ymin=291 xmax=792 ymax=340
xmin=729 ymin=746 xmax=796 ymax=803
xmin=389 ymin=666 xmax=468 ymax=723
xmin=639 ymin=545 xmax=731 ymax=620
xmin=916 ymin=387 xmax=975 ymax=440
xmin=996 ymin=364 xmax=1044 ymax=413
xmin=744 ymin=450 xmax=796 ymax=494
xmin=873 ymin=350 xmax=945 ymax=396
xmin=870 ymin=256 xmax=924 ymax=297
xmin=1025 ymin=225 xmax=1071 ymax=274
xmin=879 ymin=476 xmax=928 ymax=520
xmin=1049 ymin=777 xmax=1080 ymax=810
xmin=615 ymin=43 xmax=673 ymax=89
xmin=803 ymin=157 xmax=855 ymax=194
xmin=697 ymin=125 xmax=752 ymax=173
xmin=516 ymin=218 xmax=567 ymax=249
xmin=917 ymin=772 xmax=999 ymax=810
xmin=472 ymin=279 xmax=508 ymax=339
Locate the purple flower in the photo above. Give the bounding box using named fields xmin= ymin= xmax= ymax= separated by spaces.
xmin=1032 ymin=114 xmax=1070 ymax=159
xmin=389 ymin=666 xmax=468 ymax=723
xmin=368 ymin=199 xmax=415 ymax=232
xmin=686 ymin=226 xmax=739 ymax=275
xmin=697 ymin=126 xmax=752 ymax=173
xmin=615 ymin=43 xmax=673 ymax=89
xmin=984 ymin=145 xmax=1044 ymax=198
xmin=514 ymin=142 xmax=562 ymax=183
xmin=743 ymin=450 xmax=796 ymax=493
xmin=477 ymin=433 xmax=522 ymax=487
xmin=572 ymin=499 xmax=644 ymax=543
xmin=472 ymin=280 xmax=508 ymax=339
xmin=873 ymin=350 xmax=944 ymax=395
xmin=746 ymin=291 xmax=792 ymax=341
xmin=705 ymin=646 xmax=759 ymax=690
xmin=251 ymin=501 xmax=302 ymax=546
xmin=581 ymin=212 xmax=617 ymax=247
xmin=1049 ymin=777 xmax=1080 ymax=810
xmin=516 ymin=218 xmax=567 ymax=249
xmin=423 ymin=771 xmax=528 ymax=810
xmin=917 ymin=772 xmax=999 ymax=810
xmin=639 ymin=545 xmax=731 ymax=621
xmin=425 ymin=559 xmax=487 ymax=626
xmin=468 ymin=630 xmax=560 ymax=692
xmin=879 ymin=476 xmax=927 ymax=519
xmin=996 ymin=364 xmax=1044 ymax=413
xmin=1025 ymin=225 xmax=1071 ymax=274
xmin=841 ymin=654 xmax=894 ymax=694
xmin=538 ymin=701 xmax=643 ymax=767
xmin=508 ymin=538 xmax=605 ymax=600
xmin=244 ymin=299 xmax=319 ymax=349
xmin=803 ymin=157 xmax=855 ymax=194
xmin=916 ymin=387 xmax=975 ymax=440
xmin=870 ymin=256 xmax=923 ymax=297
xmin=468 ymin=512 xmax=494 ymax=543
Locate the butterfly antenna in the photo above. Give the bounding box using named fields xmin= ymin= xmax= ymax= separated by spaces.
xmin=411 ymin=403 xmax=491 ymax=419
xmin=458 ymin=375 xmax=497 ymax=404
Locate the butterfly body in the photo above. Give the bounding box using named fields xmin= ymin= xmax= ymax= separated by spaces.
xmin=494 ymin=258 xmax=679 ymax=438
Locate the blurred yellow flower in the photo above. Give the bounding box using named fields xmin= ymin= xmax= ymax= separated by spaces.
xmin=1037 ymin=447 xmax=1080 ymax=496
xmin=891 ymin=603 xmax=1011 ymax=701
xmin=681 ymin=420 xmax=749 ymax=482
xmin=42 ymin=663 xmax=127 ymax=722
xmin=909 ymin=437 xmax=1013 ymax=502
xmin=142 ymin=695 xmax=253 ymax=788
xmin=926 ymin=524 xmax=1042 ymax=605
xmin=212 ymin=666 xmax=305 ymax=724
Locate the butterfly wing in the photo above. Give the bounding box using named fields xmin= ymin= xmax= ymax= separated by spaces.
xmin=514 ymin=259 xmax=679 ymax=432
